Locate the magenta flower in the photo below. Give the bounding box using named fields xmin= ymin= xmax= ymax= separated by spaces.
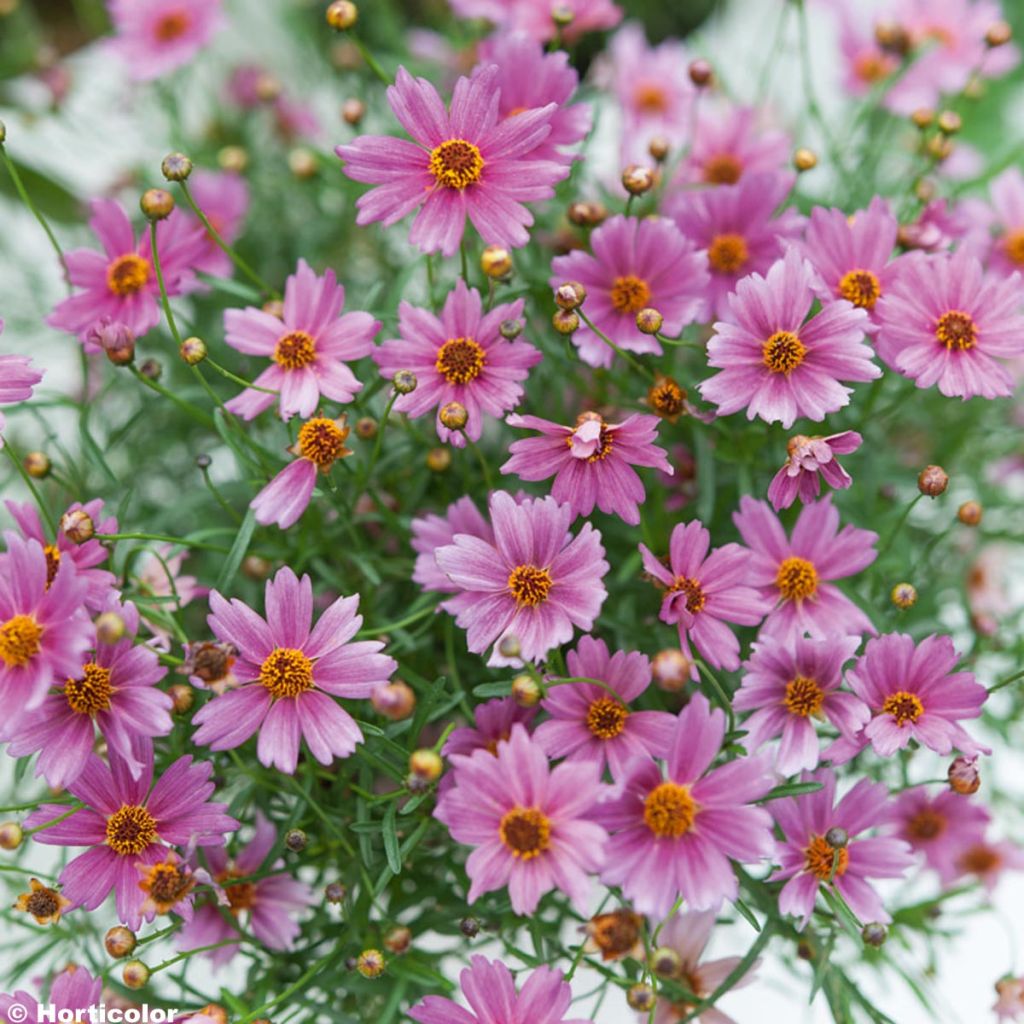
xmin=107 ymin=0 xmax=224 ymax=81
xmin=1 ymin=966 xmax=102 ymax=1024
xmin=436 ymin=723 xmax=606 ymax=914
xmin=875 ymin=249 xmax=1024 ymax=400
xmin=412 ymin=496 xmax=493 ymax=596
xmin=192 ymin=566 xmax=396 ymax=773
xmin=732 ymin=635 xmax=869 ymax=777
xmin=885 ymin=787 xmax=989 ymax=876
xmin=503 ymin=411 xmax=671 ymax=525
xmin=375 ymin=280 xmax=540 ymax=447
xmin=448 ymin=0 xmax=621 ymax=43
xmin=767 ymin=431 xmax=862 ymax=511
xmin=985 ymin=167 xmax=1024 ymax=277
xmin=771 ymin=770 xmax=915 ymax=928
xmin=25 ymin=750 xmax=238 ymax=930
xmin=733 ymin=496 xmax=877 ymax=643
xmin=187 ymin=169 xmax=250 ymax=278
xmin=596 ymin=693 xmax=775 ymax=917
xmin=410 ymin=956 xmax=589 ymax=1024
xmin=443 ymin=696 xmax=538 ymax=759
xmin=680 ymin=104 xmax=790 ymax=188
xmin=535 ymin=636 xmax=675 ymax=780
xmin=178 ymin=811 xmax=313 ymax=966
xmin=337 ymin=66 xmax=568 ymax=257
xmin=434 ymin=491 xmax=609 ymax=666
xmin=700 ymin=249 xmax=878 ymax=429
xmin=845 ymin=632 xmax=990 ymax=758
xmin=638 ymin=519 xmax=770 ymax=672
xmin=836 ymin=8 xmax=899 ymax=98
xmin=0 ymin=337 xmax=43 ymax=445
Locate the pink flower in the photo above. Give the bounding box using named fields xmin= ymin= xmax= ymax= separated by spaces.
xmin=733 ymin=495 xmax=877 ymax=643
xmin=596 ymin=693 xmax=775 ymax=917
xmin=985 ymin=167 xmax=1024 ymax=278
xmin=834 ymin=7 xmax=900 ymax=98
xmin=337 ymin=66 xmax=568 ymax=256
xmin=224 ymin=259 xmax=379 ymax=421
xmin=767 ymin=431 xmax=862 ymax=511
xmin=25 ymin=749 xmax=237 ymax=930
xmin=680 ymin=104 xmax=790 ymax=188
xmin=1 ymin=966 xmax=102 ymax=1023
xmin=435 ymin=724 xmax=607 ymax=914
xmin=946 ymin=834 xmax=1024 ymax=892
xmin=638 ymin=519 xmax=770 ymax=672
xmin=0 ymin=336 xmax=43 ymax=445
xmin=134 ymin=544 xmax=201 ymax=648
xmin=884 ymin=787 xmax=989 ymax=876
xmin=502 ymin=411 xmax=671 ymax=525
xmin=443 ymin=696 xmax=538 ymax=759
xmin=448 ymin=0 xmax=621 ymax=43
xmin=187 ymin=169 xmax=250 ymax=279
xmin=434 ymin=492 xmax=609 ymax=666
xmin=535 ymin=635 xmax=675 ymax=781
xmin=48 ymin=199 xmax=204 ymax=344
xmin=107 ymin=0 xmax=224 ymax=81
xmin=876 ymin=249 xmax=1024 ymax=399
xmin=770 ymin=770 xmax=915 ymax=928
xmin=549 ymin=215 xmax=709 ymax=368
xmin=700 ymin=249 xmax=879 ymax=429
xmin=732 ymin=635 xmax=869 ymax=777
xmin=192 ymin=566 xmax=396 ymax=773
xmin=374 ymin=280 xmax=541 ymax=447
xmin=412 ymin=496 xmax=493 ymax=595
xmin=410 ymin=956 xmax=590 ymax=1024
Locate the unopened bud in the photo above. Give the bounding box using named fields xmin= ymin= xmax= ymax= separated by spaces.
xmin=89 ymin=319 xmax=135 ymax=366
xmin=958 ymin=500 xmax=982 ymax=526
xmin=511 ymin=674 xmax=541 ymax=707
xmin=179 ymin=336 xmax=207 ymax=365
xmin=168 ymin=683 xmax=193 ymax=714
xmin=567 ymin=200 xmax=607 ymax=227
xmin=140 ymin=188 xmax=174 ymax=221
xmin=138 ymin=358 xmax=162 ymax=380
xmin=122 ymin=960 xmax=150 ymax=989
xmin=284 ymin=828 xmax=307 ymax=853
xmin=936 ymin=110 xmax=962 ymax=135
xmin=648 ymin=135 xmax=670 ymax=162
xmin=95 ymin=611 xmax=127 ymax=645
xmin=255 ymin=73 xmax=282 ymax=103
xmin=218 ymin=145 xmax=248 ymax=173
xmin=651 ymin=648 xmax=692 ymax=692
xmin=635 ymin=307 xmax=663 ymax=335
xmin=439 ymin=401 xmax=468 ymax=431
xmin=948 ymin=755 xmax=980 ymax=795
xmin=426 ymin=447 xmax=451 ymax=472
xmin=552 ymin=309 xmax=580 ymax=335
xmin=409 ymin=749 xmax=443 ymax=783
xmin=326 ymin=0 xmax=358 ymax=30
xmin=371 ymin=681 xmax=416 ymax=721
xmin=355 ymin=416 xmax=377 ymax=440
xmin=288 ymin=147 xmax=318 ymax=179
xmin=384 ymin=925 xmax=412 ymax=954
xmin=325 ymin=882 xmax=347 ymax=903
xmin=925 ymin=134 xmax=953 ymax=162
xmin=651 ymin=946 xmax=681 ymax=978
xmin=918 ymin=465 xmax=948 ymax=497
xmin=497 ymin=634 xmax=521 ymax=659
xmin=499 ymin=319 xmax=523 ymax=340
xmin=105 ymin=926 xmax=137 ymax=959
xmin=356 ymin=948 xmax=385 ymax=979
xmin=890 ymin=582 xmax=917 ymax=609
xmin=911 ymin=108 xmax=935 ymax=129
xmin=160 ymin=152 xmax=193 ymax=182
xmin=0 ymin=822 xmax=23 ymax=850
xmin=551 ymin=3 xmax=573 ymax=27
xmin=797 ymin=940 xmax=815 ymax=961
xmin=481 ymin=245 xmax=513 ymax=279
xmin=23 ymin=451 xmax=51 ymax=478
xmin=793 ymin=147 xmax=817 ymax=172
xmin=263 ymin=299 xmax=285 ymax=319
xmin=874 ymin=20 xmax=911 ymax=56
xmin=0 ymin=120 xmax=6 ymax=144
xmin=915 ymin=178 xmax=936 ymax=203
xmin=862 ymin=922 xmax=888 ymax=948
xmin=242 ymin=555 xmax=272 ymax=580
xmin=554 ymin=281 xmax=586 ymax=310
xmin=195 ymin=453 xmax=212 ymax=471
xmin=825 ymin=826 xmax=849 ymax=849
xmin=986 ymin=20 xmax=1012 ymax=47
xmin=460 ymin=916 xmax=480 ymax=937
xmin=688 ymin=58 xmax=713 ymax=87
xmin=60 ymin=508 xmax=95 ymax=545
xmin=627 ymin=983 xmax=656 ymax=1012
xmin=622 ymin=164 xmax=655 ymax=196
xmin=393 ymin=369 xmax=418 ymax=395
xmin=341 ymin=98 xmax=365 ymax=125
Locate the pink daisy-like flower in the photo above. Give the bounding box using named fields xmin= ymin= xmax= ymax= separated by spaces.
xmin=596 ymin=693 xmax=775 ymax=917
xmin=700 ymin=248 xmax=878 ymax=429
xmin=535 ymin=635 xmax=675 ymax=781
xmin=732 ymin=635 xmax=869 ymax=777
xmin=107 ymin=0 xmax=224 ymax=81
xmin=177 ymin=810 xmax=313 ymax=967
xmin=224 ymin=259 xmax=379 ymax=421
xmin=885 ymin=787 xmax=989 ymax=876
xmin=444 ymin=696 xmax=539 ymax=759
xmin=135 ymin=847 xmax=221 ymax=923
xmin=187 ymin=169 xmax=250 ymax=279
xmin=733 ymin=495 xmax=877 ymax=643
xmin=412 ymin=496 xmax=493 ymax=596
xmin=25 ymin=749 xmax=238 ymax=930
xmin=669 ymin=172 xmax=805 ymax=321
xmin=875 ymin=248 xmax=1024 ymax=400
xmin=434 ymin=491 xmax=609 ymax=666
xmin=984 ymin=167 xmax=1024 ymax=278
xmin=638 ymin=519 xmax=771 ymax=672
xmin=449 ymin=0 xmax=621 ymax=43
xmin=0 ymin=335 xmax=43 ymax=445
xmin=134 ymin=544 xmax=201 ymax=649
xmin=767 ymin=431 xmax=863 ymax=511
xmin=47 ymin=199 xmax=204 ymax=344
xmin=436 ymin=723 xmax=606 ymax=914
xmin=502 ymin=410 xmax=671 ymax=525
xmin=1 ymin=966 xmax=102 ymax=1024
xmin=549 ymin=215 xmax=709 ymax=368
xmin=337 ymin=66 xmax=569 ymax=257
xmin=835 ymin=6 xmax=900 ymax=99
xmin=374 ymin=280 xmax=541 ymax=447
xmin=191 ymin=566 xmax=396 ymax=773
xmin=410 ymin=956 xmax=589 ymax=1024
xmin=770 ymin=770 xmax=915 ymax=928
xmin=945 ymin=834 xmax=1024 ymax=892
xmin=680 ymin=104 xmax=790 ymax=188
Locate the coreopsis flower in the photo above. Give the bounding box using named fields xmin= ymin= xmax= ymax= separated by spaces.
xmin=596 ymin=693 xmax=775 ymax=917
xmin=638 ymin=519 xmax=771 ymax=672
xmin=834 ymin=6 xmax=899 ymax=98
xmin=412 ymin=496 xmax=493 ymax=595
xmin=770 ymin=770 xmax=915 ymax=928
xmin=187 ymin=169 xmax=250 ymax=278
xmin=885 ymin=788 xmax=990 ymax=876
xmin=443 ymin=696 xmax=539 ymax=759
xmin=0 ymin=339 xmax=43 ymax=446
xmin=876 ymin=249 xmax=1024 ymax=400
xmin=983 ymin=167 xmax=1024 ymax=277
xmin=668 ymin=172 xmax=804 ymax=320
xmin=337 ymin=66 xmax=569 ymax=257
xmin=0 ymin=966 xmax=102 ymax=1023
xmin=679 ymin=104 xmax=790 ymax=188
xmin=375 ymin=281 xmax=541 ymax=447
xmin=502 ymin=411 xmax=672 ymax=525
xmin=767 ymin=431 xmax=863 ymax=511
xmin=192 ymin=566 xmax=396 ymax=773
xmin=134 ymin=544 xmax=201 ymax=648
xmin=25 ymin=749 xmax=237 ymax=929
xmin=435 ymin=724 xmax=607 ymax=914
xmin=12 ymin=877 xmax=72 ymax=925
xmin=945 ymin=834 xmax=1024 ymax=892
xmin=434 ymin=492 xmax=609 ymax=666
xmin=733 ymin=495 xmax=877 ymax=643
xmin=549 ymin=215 xmax=708 ymax=368
xmin=700 ymin=249 xmax=879 ymax=429
xmin=107 ymin=0 xmax=224 ymax=81
xmin=732 ymin=635 xmax=869 ymax=777
xmin=224 ymin=260 xmax=379 ymax=420
xmin=535 ymin=636 xmax=675 ymax=780
xmin=137 ymin=848 xmax=218 ymax=920
xmin=177 ymin=811 xmax=313 ymax=966
xmin=448 ymin=0 xmax=621 ymax=43
xmin=250 ymin=414 xmax=353 ymax=530
xmin=47 ymin=199 xmax=204 ymax=343
xmin=183 ymin=641 xmax=239 ymax=695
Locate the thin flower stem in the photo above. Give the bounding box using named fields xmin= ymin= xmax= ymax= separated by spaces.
xmin=204 ymin=356 xmax=280 ymax=395
xmin=469 ymin=437 xmax=494 ymax=491
xmin=876 ymin=493 xmax=923 ymax=561
xmin=577 ymin=308 xmax=656 ymax=381
xmin=989 ymin=668 xmax=1024 ymax=693
xmin=357 ymin=600 xmax=439 ymax=636
xmin=359 ymin=390 xmax=399 ymax=492
xmin=351 ymin=33 xmax=392 ymax=86
xmin=694 ymin=659 xmax=735 ymax=733
xmin=149 ymin=938 xmax=250 ymax=974
xmin=97 ymin=532 xmax=232 ymax=554
xmin=24 ymin=806 xmax=80 ymax=837
xmin=128 ymin=365 xmax=215 ymax=428
xmin=236 ymin=944 xmax=346 ymax=1023
xmin=2 ymin=439 xmax=58 ymax=535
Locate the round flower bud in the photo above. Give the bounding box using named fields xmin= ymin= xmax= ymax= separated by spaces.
xmin=195 ymin=453 xmax=212 ymax=471
xmin=179 ymin=336 xmax=207 ymax=366
xmin=23 ymin=451 xmax=51 ymax=478
xmin=824 ymin=826 xmax=849 ymax=849
xmin=371 ymin=681 xmax=416 ymax=721
xmin=925 ymin=134 xmax=953 ymax=162
xmin=140 ymin=188 xmax=174 ymax=221
xmin=688 ymin=58 xmax=713 ymax=87
xmin=861 ymin=923 xmax=888 ymax=948
xmin=426 ymin=447 xmax=451 ymax=472
xmin=890 ymin=582 xmax=917 ymax=610
xmin=793 ymin=147 xmax=818 ymax=172
xmin=439 ymin=401 xmax=468 ymax=431
xmin=554 ymin=281 xmax=586 ymax=310
xmin=255 ymin=73 xmax=282 ymax=103
xmin=384 ymin=926 xmax=412 ymax=955
xmin=948 ymin=755 xmax=980 ymax=795
xmin=392 ymin=369 xmax=418 ymax=395
xmin=567 ymin=200 xmax=607 ymax=227
xmin=651 ymin=946 xmax=682 ymax=978
xmin=61 ymin=508 xmax=95 ymax=545
xmin=936 ymin=110 xmax=962 ymax=135
xmin=409 ymin=749 xmax=443 ymax=783
xmin=917 ymin=465 xmax=948 ymax=497
xmin=635 ymin=307 xmax=663 ymax=335
xmin=284 ymin=828 xmax=307 ymax=853
xmin=460 ymin=916 xmax=480 ymax=937
xmin=242 ymin=555 xmax=272 ymax=580
xmin=218 ymin=145 xmax=248 ymax=173
xmin=551 ymin=4 xmax=574 ymax=27
xmin=342 ymin=97 xmax=366 ymax=125
xmin=481 ymin=245 xmax=513 ymax=279
xmin=0 ymin=821 xmax=23 ymax=850
xmin=499 ymin=319 xmax=523 ymax=340
xmin=511 ymin=674 xmax=541 ymax=707
xmin=288 ymin=147 xmax=319 ymax=179
xmin=95 ymin=611 xmax=127 ymax=645
xmin=651 ymin=648 xmax=692 ymax=692
xmin=797 ymin=940 xmax=815 ymax=961
xmin=193 ymin=1007 xmax=227 ymax=1024
xmin=911 ymin=108 xmax=935 ymax=129
xmin=122 ymin=960 xmax=150 ymax=989
xmin=986 ymin=21 xmax=1012 ymax=47
xmin=356 ymin=949 xmax=385 ymax=979
xmin=874 ymin=20 xmax=911 ymax=55
xmin=648 ymin=135 xmax=670 ymax=162
xmin=627 ymin=983 xmax=656 ymax=1012
xmin=552 ymin=309 xmax=580 ymax=335
xmin=914 ymin=178 xmax=936 ymax=203
xmin=325 ymin=882 xmax=347 ymax=904
xmin=168 ymin=684 xmax=194 ymax=714
xmin=355 ymin=416 xmax=377 ymax=440
xmin=621 ymin=164 xmax=655 ymax=196
xmin=105 ymin=926 xmax=137 ymax=959
xmin=138 ymin=358 xmax=162 ymax=380
xmin=958 ymin=500 xmax=982 ymax=526
xmin=497 ymin=634 xmax=521 ymax=659
xmin=326 ymin=0 xmax=358 ymax=30
xmin=160 ymin=152 xmax=193 ymax=182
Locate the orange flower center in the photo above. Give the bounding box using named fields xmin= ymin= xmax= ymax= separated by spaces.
xmin=499 ymin=807 xmax=550 ymax=860
xmin=43 ymin=544 xmax=61 ymax=587
xmin=775 ymin=556 xmax=818 ymax=601
xmin=702 ymin=153 xmax=743 ymax=185
xmin=106 ymin=254 xmax=151 ymax=297
xmin=881 ymin=689 xmax=923 ymax=726
xmin=1002 ymin=229 xmax=1024 ymax=265
xmin=507 ymin=564 xmax=553 ymax=607
xmin=643 ymin=781 xmax=697 ymax=838
xmin=633 ymin=83 xmax=667 ymax=113
xmin=298 ymin=417 xmax=350 ymax=469
xmin=65 ymin=663 xmax=114 ymax=716
xmin=648 ymin=376 xmax=686 ymax=419
xmin=707 ymin=233 xmax=749 ymax=274
xmin=762 ymin=330 xmax=807 ymax=374
xmin=935 ymin=309 xmax=977 ymax=351
xmin=586 ymin=696 xmax=629 ymax=740
xmin=105 ymin=804 xmax=158 ymax=856
xmin=609 ymin=274 xmax=651 ymax=314
xmin=0 ymin=614 xmax=43 ymax=667
xmin=274 ymin=330 xmax=317 ymax=369
xmin=838 ymin=269 xmax=881 ymax=309
xmin=854 ymin=52 xmax=894 ymax=83
xmin=429 ymin=139 xmax=484 ymax=189
xmin=907 ymin=809 xmax=946 ymax=841
xmin=958 ymin=844 xmax=1001 ymax=875
xmin=218 ymin=869 xmax=258 ymax=913
xmin=140 ymin=861 xmax=195 ymax=912
xmin=24 ymin=887 xmax=62 ymax=920
xmin=435 ymin=336 xmax=485 ymax=384
xmin=259 ymin=647 xmax=314 ymax=699
xmin=804 ymin=833 xmax=849 ymax=881
xmin=153 ymin=9 xmax=191 ymax=42
xmin=669 ymin=576 xmax=706 ymax=614
xmin=784 ymin=676 xmax=824 ymax=717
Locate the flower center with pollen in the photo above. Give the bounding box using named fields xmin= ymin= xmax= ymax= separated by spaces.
xmin=106 ymin=254 xmax=151 ymax=297
xmin=141 ymin=861 xmax=195 ymax=912
xmin=838 ymin=269 xmax=881 ymax=309
xmin=907 ymin=809 xmax=946 ymax=841
xmin=429 ymin=139 xmax=484 ymax=190
xmin=25 ymin=888 xmax=60 ymax=920
xmin=881 ymin=689 xmax=923 ymax=727
xmin=499 ymin=807 xmax=550 ymax=860
xmin=586 ymin=697 xmax=629 ymax=740
xmin=259 ymin=647 xmax=314 ymax=699
xmin=702 ymin=153 xmax=743 ymax=185
xmin=43 ymin=545 xmax=61 ymax=587
xmin=775 ymin=557 xmax=818 ymax=601
xmin=804 ymin=834 xmax=849 ymax=881
xmin=707 ymin=233 xmax=749 ymax=274
xmin=105 ymin=805 xmax=158 ymax=856
xmin=1002 ymin=229 xmax=1024 ymax=265
xmin=935 ymin=309 xmax=978 ymax=351
xmin=0 ymin=614 xmax=43 ymax=667
xmin=435 ymin=337 xmax=485 ymax=384
xmin=153 ymin=9 xmax=191 ymax=41
xmin=609 ymin=275 xmax=651 ymax=314
xmin=784 ymin=676 xmax=824 ymax=717
xmin=218 ymin=870 xmax=257 ymax=913
xmin=65 ymin=663 xmax=114 ymax=715
xmin=507 ymin=564 xmax=553 ymax=607
xmin=669 ymin=576 xmax=706 ymax=614
xmin=643 ymin=782 xmax=697 ymax=838
xmin=298 ymin=417 xmax=349 ymax=469
xmin=274 ymin=330 xmax=317 ymax=369
xmin=762 ymin=330 xmax=807 ymax=374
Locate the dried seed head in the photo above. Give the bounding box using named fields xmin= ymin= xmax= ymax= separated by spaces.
xmin=958 ymin=500 xmax=982 ymax=526
xmin=140 ymin=188 xmax=174 ymax=221
xmin=917 ymin=465 xmax=948 ymax=497
xmin=105 ymin=926 xmax=137 ymax=959
xmin=160 ymin=152 xmax=193 ymax=182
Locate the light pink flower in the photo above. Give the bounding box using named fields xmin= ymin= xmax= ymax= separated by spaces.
xmin=448 ymin=0 xmax=621 ymax=43
xmin=0 ymin=330 xmax=43 ymax=445
xmin=187 ymin=169 xmax=250 ymax=279
xmin=107 ymin=0 xmax=224 ymax=81
xmin=884 ymin=787 xmax=989 ymax=876
xmin=984 ymin=167 xmax=1024 ymax=278
xmin=680 ymin=104 xmax=790 ymax=188
xmin=767 ymin=431 xmax=862 ymax=511
xmin=412 ymin=495 xmax=493 ymax=595
xmin=0 ymin=966 xmax=102 ymax=1023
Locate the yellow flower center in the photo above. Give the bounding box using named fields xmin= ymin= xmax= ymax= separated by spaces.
xmin=435 ymin=336 xmax=485 ymax=384
xmin=669 ymin=576 xmax=706 ymax=614
xmin=775 ymin=556 xmax=818 ymax=601
xmin=907 ymin=809 xmax=946 ymax=841
xmin=43 ymin=544 xmax=61 ymax=587
xmin=643 ymin=781 xmax=697 ymax=838
xmin=106 ymin=254 xmax=151 ymax=297
xmin=65 ymin=663 xmax=114 ymax=716
xmin=707 ymin=233 xmax=749 ymax=274
xmin=153 ymin=9 xmax=191 ymax=41
xmin=804 ymin=833 xmax=849 ymax=881
xmin=507 ymin=564 xmax=553 ymax=607
xmin=0 ymin=614 xmax=43 ymax=667
xmin=140 ymin=861 xmax=195 ymax=912
xmin=274 ymin=330 xmax=317 ymax=370
xmin=702 ymin=153 xmax=743 ymax=186
xmin=586 ymin=696 xmax=629 ymax=740
xmin=259 ymin=647 xmax=315 ymax=699
xmin=935 ymin=309 xmax=978 ymax=351
xmin=784 ymin=675 xmax=825 ymax=717
xmin=499 ymin=807 xmax=551 ymax=860
xmin=648 ymin=376 xmax=686 ymax=419
xmin=105 ymin=804 xmax=158 ymax=856
xmin=838 ymin=268 xmax=881 ymax=309
xmin=298 ymin=417 xmax=349 ymax=469
xmin=429 ymin=139 xmax=485 ymax=190
xmin=217 ymin=869 xmax=257 ymax=913
xmin=881 ymin=689 xmax=924 ymax=726
xmin=958 ymin=844 xmax=1001 ymax=875
xmin=762 ymin=330 xmax=807 ymax=374
xmin=609 ymin=274 xmax=651 ymax=314
xmin=1002 ymin=229 xmax=1024 ymax=265
xmin=23 ymin=886 xmax=61 ymax=921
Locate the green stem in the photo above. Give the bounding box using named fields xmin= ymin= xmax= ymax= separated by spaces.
xmin=357 ymin=600 xmax=439 ymax=636
xmin=205 ymin=356 xmax=280 ymax=395
xmin=351 ymin=34 xmax=392 ymax=86
xmin=577 ymin=308 xmax=655 ymax=381
xmin=682 ymin=920 xmax=776 ymax=1022
xmin=128 ymin=365 xmax=215 ymax=428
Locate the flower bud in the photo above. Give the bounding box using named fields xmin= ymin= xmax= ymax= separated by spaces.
xmin=95 ymin=611 xmax=127 ymax=645
xmin=647 ymin=375 xmax=686 ymax=420
xmin=0 ymin=821 xmax=23 ymax=850
xmin=627 ymin=983 xmax=656 ymax=1012
xmin=647 ymin=135 xmax=670 ymax=162
xmin=635 ymin=307 xmax=663 ymax=335
xmin=288 ymin=147 xmax=319 ymax=179
xmin=356 ymin=948 xmax=385 ymax=978
xmin=949 ymin=755 xmax=980 ymax=795
xmin=551 ymin=3 xmax=574 ymax=27
xmin=958 ymin=500 xmax=982 ymax=526
xmin=325 ymin=881 xmax=347 ymax=903
xmin=439 ymin=401 xmax=468 ymax=431
xmin=88 ymin=319 xmax=135 ymax=366
xmin=105 ymin=926 xmax=137 ymax=959
xmin=140 ymin=188 xmax=174 ymax=221
xmin=23 ymin=451 xmax=51 ymax=478
xmin=511 ymin=674 xmax=541 ymax=707
xmin=122 ymin=960 xmax=150 ymax=989
xmin=342 ymin=97 xmax=365 ymax=125
xmin=793 ymin=147 xmax=818 ymax=172
xmin=914 ymin=178 xmax=936 ymax=203
xmin=371 ymin=681 xmax=416 ymax=721
xmin=409 ymin=749 xmax=443 ymax=783
xmin=255 ymin=73 xmax=282 ymax=103
xmin=61 ymin=508 xmax=95 ymax=545
xmin=925 ymin=134 xmax=953 ymax=162
xmin=621 ymin=164 xmax=655 ymax=196
xmin=243 ymin=555 xmax=273 ymax=580
xmin=481 ymin=245 xmax=513 ymax=279
xmin=552 ymin=309 xmax=580 ymax=335
xmin=917 ymin=465 xmax=948 ymax=497
xmin=179 ymin=336 xmax=207 ymax=365
xmin=326 ymin=0 xmax=358 ymax=30
xmin=0 ymin=120 xmax=6 ymax=144
xmin=160 ymin=152 xmax=193 ymax=182
xmin=651 ymin=648 xmax=692 ymax=692
xmin=138 ymin=358 xmax=162 ymax=380
xmin=554 ymin=281 xmax=586 ymax=310
xmin=460 ymin=916 xmax=480 ymax=937
xmin=936 ymin=110 xmax=962 ymax=135
xmin=218 ymin=145 xmax=248 ymax=173
xmin=497 ymin=634 xmax=521 ymax=659
xmin=874 ymin=20 xmax=911 ymax=55
xmin=284 ymin=828 xmax=307 ymax=853
xmin=986 ymin=20 xmax=1012 ymax=47
xmin=797 ymin=939 xmax=815 ymax=961
xmin=567 ymin=200 xmax=607 ymax=227
xmin=168 ymin=683 xmax=194 ymax=714
xmin=193 ymin=1007 xmax=227 ymax=1024
xmin=392 ymin=370 xmax=418 ymax=395
xmin=825 ymin=826 xmax=849 ymax=849
xmin=911 ymin=108 xmax=935 ymax=129
xmin=499 ymin=319 xmax=523 ymax=340
xmin=355 ymin=416 xmax=377 ymax=440
xmin=384 ymin=926 xmax=412 ymax=954
xmin=688 ymin=58 xmax=713 ymax=87
xmin=426 ymin=447 xmax=451 ymax=472
xmin=861 ymin=922 xmax=888 ymax=948
xmin=651 ymin=946 xmax=681 ymax=978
